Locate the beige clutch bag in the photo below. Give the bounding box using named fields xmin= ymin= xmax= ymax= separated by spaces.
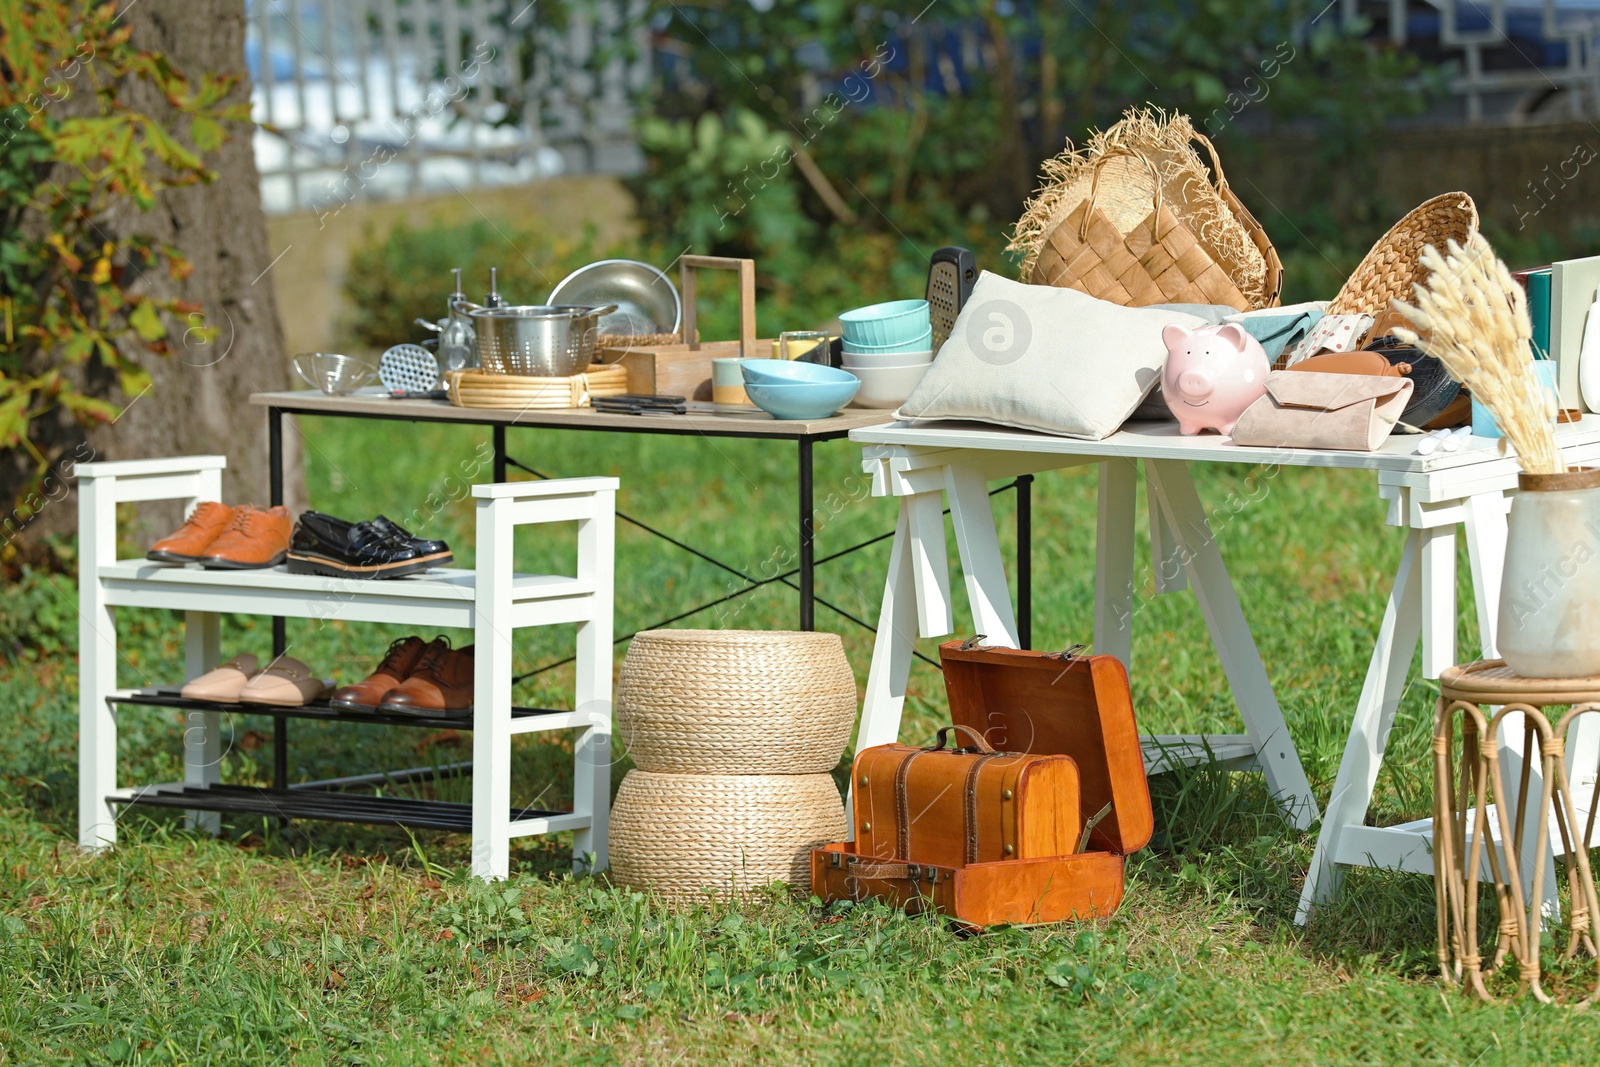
xmin=1232 ymin=371 xmax=1414 ymax=451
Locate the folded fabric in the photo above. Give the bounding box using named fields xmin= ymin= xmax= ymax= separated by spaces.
xmin=1222 ymin=300 xmax=1328 ymax=362
xmin=1282 ymin=312 xmax=1375 ymax=365
xmin=897 ymin=272 xmax=1207 ymax=440
xmin=1232 ymin=371 xmax=1413 ymax=451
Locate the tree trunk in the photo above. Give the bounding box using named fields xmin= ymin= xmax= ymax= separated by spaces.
xmin=17 ymin=0 xmax=293 ymax=549
xmin=106 ymin=0 xmax=294 ymax=518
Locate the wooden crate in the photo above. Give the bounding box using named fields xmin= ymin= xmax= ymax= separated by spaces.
xmin=607 ymin=340 xmax=776 ymax=399
xmin=599 ymin=255 xmax=764 ymax=400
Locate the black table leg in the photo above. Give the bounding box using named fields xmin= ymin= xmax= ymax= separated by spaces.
xmin=268 ymin=406 xmax=288 ymax=790
xmin=493 ymin=425 xmax=507 ymax=483
xmin=799 ymin=438 xmax=814 ymax=631
xmin=1017 ymin=474 xmax=1033 ymax=650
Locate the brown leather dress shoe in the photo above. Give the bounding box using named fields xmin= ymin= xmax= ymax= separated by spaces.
xmin=329 ymin=636 xmax=428 ymax=711
xmin=380 ymin=640 xmax=475 ymax=717
xmin=148 ymin=501 xmax=235 ymax=563
xmin=200 ymin=505 xmax=293 ymax=569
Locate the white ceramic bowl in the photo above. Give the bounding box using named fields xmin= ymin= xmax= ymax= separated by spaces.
xmin=848 ymin=363 xmax=931 ymax=408
xmin=841 ymin=348 xmax=933 ymax=370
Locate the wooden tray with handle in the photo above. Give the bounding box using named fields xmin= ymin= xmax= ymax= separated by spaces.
xmin=600 ymin=255 xmax=773 ymax=400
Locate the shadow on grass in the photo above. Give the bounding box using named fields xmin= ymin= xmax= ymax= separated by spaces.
xmin=1138 ymin=750 xmax=1442 ymax=976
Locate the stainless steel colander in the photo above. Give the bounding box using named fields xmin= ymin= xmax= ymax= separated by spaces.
xmin=451 ymin=301 xmax=619 ymax=376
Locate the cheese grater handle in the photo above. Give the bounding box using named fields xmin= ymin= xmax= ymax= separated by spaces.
xmin=930 ymin=246 xmax=977 ymax=305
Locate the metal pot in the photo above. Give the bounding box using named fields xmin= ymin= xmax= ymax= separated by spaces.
xmin=451 ymin=300 xmax=619 ymax=377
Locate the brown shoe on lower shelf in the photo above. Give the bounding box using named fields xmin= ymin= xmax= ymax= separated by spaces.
xmin=379 ymin=640 xmax=474 ymax=717
xmin=239 ymin=656 xmax=330 ymax=706
xmin=148 ymin=501 xmax=236 ymax=563
xmin=200 ymin=505 xmax=293 ymax=569
xmin=329 ymin=636 xmax=429 ymax=711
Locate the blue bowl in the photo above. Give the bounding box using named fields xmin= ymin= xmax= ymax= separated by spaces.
xmin=744 ymin=379 xmax=860 ymax=420
xmin=838 ymin=299 xmax=930 ymax=347
xmin=841 ymin=328 xmax=934 ymax=355
xmin=740 ymin=358 xmax=856 ymax=386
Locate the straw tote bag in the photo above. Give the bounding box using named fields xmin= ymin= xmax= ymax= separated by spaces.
xmin=1028 ymin=150 xmax=1257 ymax=310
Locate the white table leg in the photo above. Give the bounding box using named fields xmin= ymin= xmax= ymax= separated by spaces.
xmin=1464 ymin=491 xmax=1510 ymax=659
xmin=946 ymin=465 xmax=1019 ymax=648
xmin=856 ymin=501 xmax=922 ymax=757
xmin=1295 ymin=529 xmax=1423 ymax=924
xmin=1146 ymin=464 xmax=1188 ymax=595
xmin=472 ymin=502 xmax=514 ymax=881
xmin=78 ymin=476 xmax=119 ymax=852
xmin=1419 ymin=525 xmax=1457 ymax=680
xmin=571 ymin=489 xmax=615 ymax=874
xmin=850 ymin=501 xmax=926 ymax=831
xmin=183 ymin=611 xmax=222 ymax=835
xmin=1146 ymin=460 xmax=1319 ymax=829
xmin=1095 ymin=459 xmax=1139 ymax=666
xmin=906 ymin=490 xmax=953 ymax=639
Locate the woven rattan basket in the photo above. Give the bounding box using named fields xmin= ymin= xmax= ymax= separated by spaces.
xmin=616 ymin=629 xmax=856 ymax=775
xmin=608 ymin=770 xmax=847 ymax=901
xmin=1329 ymin=192 xmax=1479 ymax=318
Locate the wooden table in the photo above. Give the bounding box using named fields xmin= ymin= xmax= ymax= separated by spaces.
xmin=846 ymin=415 xmax=1600 ymax=923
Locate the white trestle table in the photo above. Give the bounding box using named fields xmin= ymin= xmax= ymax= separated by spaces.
xmin=846 ymin=415 xmax=1600 ymax=923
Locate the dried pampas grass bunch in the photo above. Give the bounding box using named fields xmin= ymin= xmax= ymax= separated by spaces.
xmin=1393 ymin=233 xmax=1565 ymax=474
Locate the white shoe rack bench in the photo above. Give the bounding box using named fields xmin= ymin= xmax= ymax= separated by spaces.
xmin=77 ymin=455 xmax=617 ymax=879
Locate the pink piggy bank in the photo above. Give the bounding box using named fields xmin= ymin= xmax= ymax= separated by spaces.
xmin=1160 ymin=322 xmax=1269 ymax=436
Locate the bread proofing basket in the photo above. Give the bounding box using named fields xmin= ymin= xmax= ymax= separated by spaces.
xmin=451 ymin=300 xmax=619 ymax=376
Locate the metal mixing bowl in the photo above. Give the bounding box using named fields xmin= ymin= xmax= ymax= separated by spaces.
xmin=547 ymin=259 xmax=681 ymax=338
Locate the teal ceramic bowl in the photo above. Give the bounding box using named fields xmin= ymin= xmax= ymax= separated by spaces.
xmin=838 ymin=299 xmax=930 ymax=347
xmin=739 ymin=358 xmax=856 ymax=386
xmin=841 ymin=327 xmax=934 ymax=355
xmin=744 ymin=379 xmax=860 ymax=420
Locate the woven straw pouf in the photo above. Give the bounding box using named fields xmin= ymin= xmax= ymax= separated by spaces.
xmin=608 ymin=770 xmax=846 ymax=901
xmin=615 ymin=629 xmax=856 ymax=774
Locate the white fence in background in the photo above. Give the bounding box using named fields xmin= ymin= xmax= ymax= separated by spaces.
xmin=247 ymin=0 xmax=648 ymax=214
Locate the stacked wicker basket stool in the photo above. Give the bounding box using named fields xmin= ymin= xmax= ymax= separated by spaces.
xmin=1433 ymin=659 xmax=1600 ymax=1005
xmin=609 ymin=629 xmax=855 ymax=902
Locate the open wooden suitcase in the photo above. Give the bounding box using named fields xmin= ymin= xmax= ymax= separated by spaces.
xmin=813 ymin=641 xmax=1152 ymax=928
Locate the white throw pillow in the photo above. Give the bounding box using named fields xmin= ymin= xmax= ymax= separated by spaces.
xmin=897 ymin=272 xmax=1207 ymax=440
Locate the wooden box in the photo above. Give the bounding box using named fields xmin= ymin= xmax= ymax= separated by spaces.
xmin=598 ymin=255 xmax=768 ymax=401
xmin=609 ymin=340 xmax=774 ymax=401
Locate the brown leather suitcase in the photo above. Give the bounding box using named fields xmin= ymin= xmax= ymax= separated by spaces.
xmin=939 ymin=641 xmax=1153 ymax=855
xmin=852 ymin=725 xmax=1082 ymax=868
xmin=812 ymin=640 xmax=1149 ymax=929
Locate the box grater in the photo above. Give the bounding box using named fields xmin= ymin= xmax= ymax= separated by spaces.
xmin=925 ymin=246 xmax=977 ymax=355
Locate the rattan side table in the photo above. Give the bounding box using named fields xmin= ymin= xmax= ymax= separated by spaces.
xmin=1433 ymin=659 xmax=1600 ymax=1004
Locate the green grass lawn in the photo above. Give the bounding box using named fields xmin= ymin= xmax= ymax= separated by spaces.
xmin=2 ymin=416 xmax=1596 ymax=1065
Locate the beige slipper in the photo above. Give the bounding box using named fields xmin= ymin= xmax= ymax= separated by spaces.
xmin=238 ymin=656 xmax=331 ymax=707
xmin=181 ymin=653 xmax=261 ymax=703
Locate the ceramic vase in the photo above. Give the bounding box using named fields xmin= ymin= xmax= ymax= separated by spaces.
xmin=1497 ymin=467 xmax=1600 ymax=678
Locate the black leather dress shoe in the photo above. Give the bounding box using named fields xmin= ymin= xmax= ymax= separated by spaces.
xmin=366 ymin=515 xmax=451 ymax=558
xmin=285 ymin=511 xmax=453 ymax=579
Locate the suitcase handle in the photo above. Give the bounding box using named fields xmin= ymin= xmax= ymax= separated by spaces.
xmin=928 ymin=724 xmax=995 ymax=753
